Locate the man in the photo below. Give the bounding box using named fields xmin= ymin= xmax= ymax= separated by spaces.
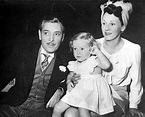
xmin=0 ymin=16 xmax=70 ymax=117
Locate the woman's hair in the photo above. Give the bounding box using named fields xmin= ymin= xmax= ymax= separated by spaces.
xmin=100 ymin=0 xmax=132 ymax=29
xmin=69 ymin=32 xmax=96 ymax=51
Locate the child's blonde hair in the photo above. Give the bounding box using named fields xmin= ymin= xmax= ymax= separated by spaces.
xmin=69 ymin=32 xmax=96 ymax=51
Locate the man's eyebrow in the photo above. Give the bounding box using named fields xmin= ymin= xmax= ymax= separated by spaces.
xmin=43 ymin=29 xmax=49 ymax=31
xmin=55 ymin=31 xmax=61 ymax=33
xmin=42 ymin=30 xmax=62 ymax=34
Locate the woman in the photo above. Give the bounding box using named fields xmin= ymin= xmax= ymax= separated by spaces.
xmin=64 ymin=0 xmax=143 ymax=117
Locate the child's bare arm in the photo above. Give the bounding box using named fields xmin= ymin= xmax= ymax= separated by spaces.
xmin=91 ymin=42 xmax=110 ymax=70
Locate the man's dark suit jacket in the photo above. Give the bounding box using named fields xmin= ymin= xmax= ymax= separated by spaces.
xmin=0 ymin=41 xmax=70 ymax=107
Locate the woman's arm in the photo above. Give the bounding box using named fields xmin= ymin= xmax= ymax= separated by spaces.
xmin=129 ymin=45 xmax=143 ymax=109
xmin=127 ymin=44 xmax=143 ymax=117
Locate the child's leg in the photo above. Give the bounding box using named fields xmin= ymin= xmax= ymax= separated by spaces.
xmin=52 ymin=100 xmax=70 ymax=117
xmin=78 ymin=107 xmax=91 ymax=117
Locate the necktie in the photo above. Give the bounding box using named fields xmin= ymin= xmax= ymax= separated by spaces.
xmin=41 ymin=54 xmax=49 ymax=70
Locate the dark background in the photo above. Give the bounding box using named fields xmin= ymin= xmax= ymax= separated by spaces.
xmin=0 ymin=0 xmax=145 ymax=113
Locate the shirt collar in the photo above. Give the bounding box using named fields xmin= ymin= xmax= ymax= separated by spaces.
xmin=40 ymin=45 xmax=54 ymax=58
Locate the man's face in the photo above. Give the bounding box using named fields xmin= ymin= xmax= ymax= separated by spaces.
xmin=39 ymin=22 xmax=64 ymax=53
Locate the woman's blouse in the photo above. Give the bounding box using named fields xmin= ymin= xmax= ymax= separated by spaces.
xmin=97 ymin=37 xmax=143 ymax=109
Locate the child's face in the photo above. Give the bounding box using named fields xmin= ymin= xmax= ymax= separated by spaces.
xmin=72 ymin=39 xmax=91 ymax=62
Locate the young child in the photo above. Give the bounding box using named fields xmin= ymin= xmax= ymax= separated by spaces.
xmin=52 ymin=32 xmax=115 ymax=117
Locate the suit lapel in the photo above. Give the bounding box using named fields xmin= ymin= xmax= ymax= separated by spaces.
xmin=48 ymin=53 xmax=63 ymax=84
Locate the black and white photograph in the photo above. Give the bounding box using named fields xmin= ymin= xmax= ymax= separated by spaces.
xmin=0 ymin=0 xmax=145 ymax=117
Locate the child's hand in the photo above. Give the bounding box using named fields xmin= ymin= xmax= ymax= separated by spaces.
xmin=91 ymin=41 xmax=101 ymax=55
xmin=67 ymin=82 xmax=74 ymax=92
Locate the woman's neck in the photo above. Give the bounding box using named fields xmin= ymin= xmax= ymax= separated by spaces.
xmin=103 ymin=37 xmax=124 ymax=54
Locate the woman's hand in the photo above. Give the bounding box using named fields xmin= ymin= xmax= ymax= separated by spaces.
xmin=129 ymin=108 xmax=144 ymax=117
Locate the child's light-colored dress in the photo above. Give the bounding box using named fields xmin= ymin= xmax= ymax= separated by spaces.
xmin=61 ymin=56 xmax=115 ymax=115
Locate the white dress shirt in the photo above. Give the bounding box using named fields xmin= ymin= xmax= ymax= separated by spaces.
xmin=40 ymin=46 xmax=54 ymax=70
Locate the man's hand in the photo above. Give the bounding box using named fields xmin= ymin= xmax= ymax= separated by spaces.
xmin=129 ymin=108 xmax=144 ymax=117
xmin=67 ymin=82 xmax=74 ymax=92
xmin=67 ymin=72 xmax=81 ymax=86
xmin=46 ymin=88 xmax=63 ymax=108
xmin=72 ymin=73 xmax=81 ymax=85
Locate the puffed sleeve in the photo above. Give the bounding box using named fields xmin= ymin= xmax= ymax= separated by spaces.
xmin=87 ymin=56 xmax=98 ymax=73
xmin=129 ymin=45 xmax=143 ymax=109
xmin=67 ymin=61 xmax=75 ymax=72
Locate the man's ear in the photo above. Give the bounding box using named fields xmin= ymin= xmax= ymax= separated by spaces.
xmin=61 ymin=34 xmax=65 ymax=42
xmin=38 ymin=30 xmax=41 ymax=40
xmin=121 ymin=25 xmax=126 ymax=32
